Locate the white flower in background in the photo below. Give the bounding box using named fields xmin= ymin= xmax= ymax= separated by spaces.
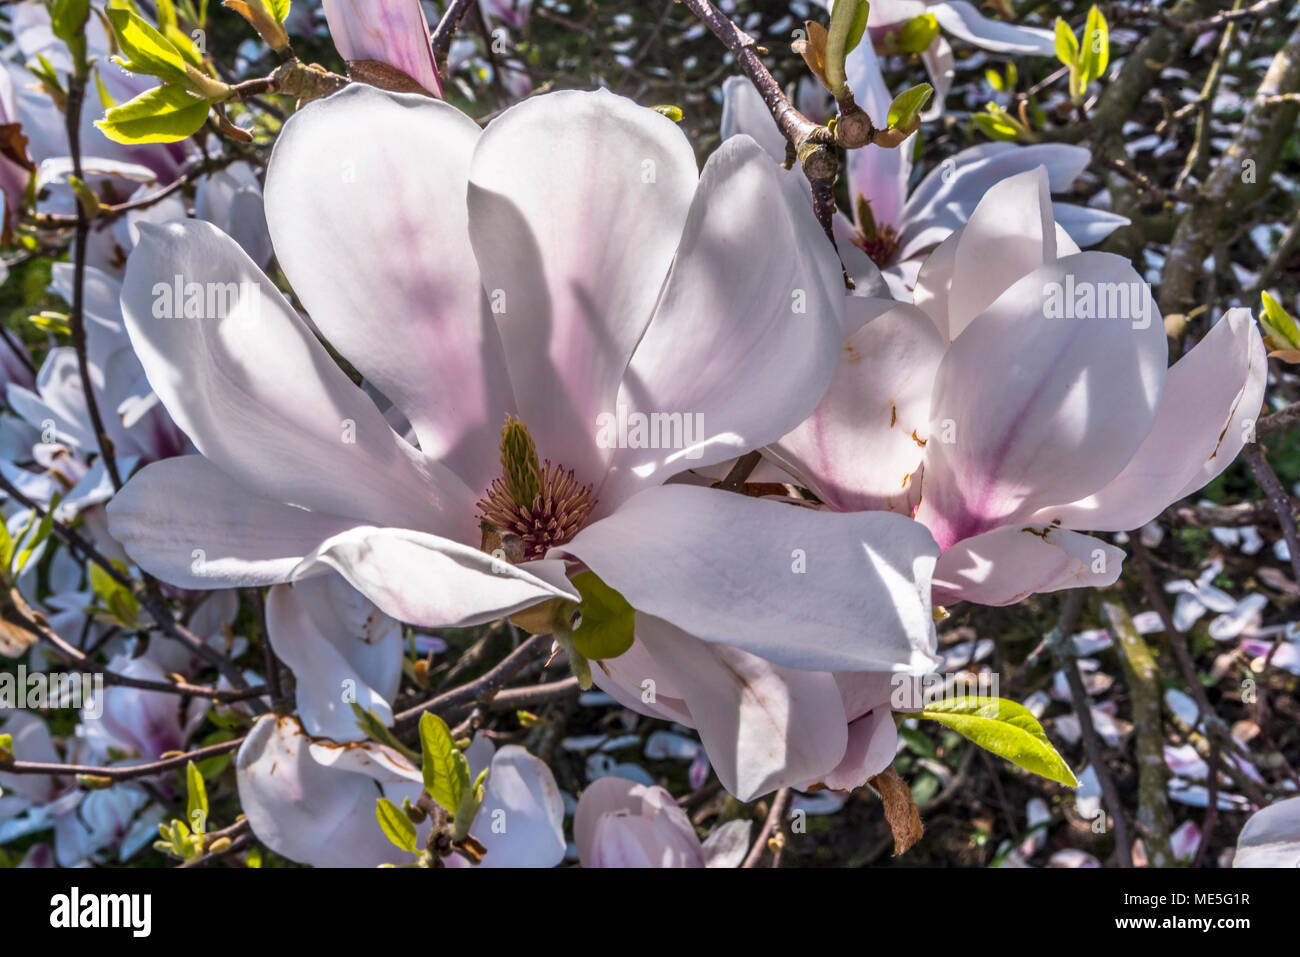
xmin=574 ymin=776 xmax=751 ymax=868
xmin=721 ymin=38 xmax=1126 ymax=297
xmin=235 ymin=716 xmax=565 ymax=868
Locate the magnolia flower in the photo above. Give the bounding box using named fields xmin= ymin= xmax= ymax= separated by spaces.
xmin=322 ymin=0 xmax=443 ymax=96
xmin=236 ymin=716 xmax=565 ymax=868
xmin=721 ymin=40 xmax=1126 ymax=297
xmin=574 ymin=776 xmax=751 ymax=868
xmin=107 ymin=85 xmax=942 ymax=801
xmin=814 ymin=0 xmax=1055 ymax=114
xmin=1233 ymin=796 xmax=1300 ymax=867
xmin=769 ymin=167 xmax=1266 ymax=606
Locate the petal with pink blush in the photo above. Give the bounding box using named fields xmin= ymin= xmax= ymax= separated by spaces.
xmin=918 ymin=252 xmax=1167 ymax=547
xmin=120 ymin=219 xmax=475 ymax=536
xmin=931 ymin=524 xmax=1124 ymax=607
xmin=575 ymin=777 xmax=705 ymax=868
xmin=265 ymin=85 xmax=512 ymax=495
xmin=322 ymin=0 xmax=442 ymax=96
xmin=812 ymin=707 xmax=899 ymax=792
xmin=1034 ymin=308 xmax=1266 ymax=532
xmin=598 ymin=135 xmax=844 ymax=507
xmin=771 ymin=298 xmax=944 ymax=514
xmin=638 ymin=616 xmax=849 ymax=801
xmin=467 ymin=90 xmax=699 ymax=489
xmin=945 ymin=166 xmax=1057 ymax=341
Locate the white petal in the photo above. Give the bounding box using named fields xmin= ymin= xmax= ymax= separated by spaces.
xmin=291 ymin=525 xmax=579 ymax=628
xmin=120 ymin=219 xmax=475 ymax=535
xmin=265 ymin=85 xmax=512 ymax=494
xmin=559 ymin=484 xmax=940 ymax=674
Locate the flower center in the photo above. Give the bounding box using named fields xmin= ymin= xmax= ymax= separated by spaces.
xmin=850 ymin=195 xmax=900 ymax=267
xmin=852 ymin=222 xmax=901 ymax=267
xmin=477 ymin=415 xmax=596 ymax=562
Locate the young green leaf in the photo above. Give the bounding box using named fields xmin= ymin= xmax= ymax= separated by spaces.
xmin=886 ymin=83 xmax=933 ymax=132
xmin=1054 ymin=17 xmax=1079 ymax=67
xmin=107 ymin=8 xmax=190 ymax=81
xmin=419 ymin=711 xmax=463 ymax=814
xmin=96 ymin=83 xmax=211 ymax=145
xmin=1078 ymin=6 xmax=1109 ymax=87
xmin=1260 ymin=291 xmax=1300 ymax=350
xmin=351 ymin=702 xmax=420 ymax=763
xmin=0 ymin=733 xmax=13 ymax=763
xmin=843 ymin=0 xmax=872 ymax=57
xmin=570 ymin=571 xmax=635 ymax=660
xmin=89 ymin=560 xmax=140 ymax=629
xmin=15 ymin=494 xmax=58 ymax=575
xmin=185 ymin=760 xmax=208 ymax=834
xmin=918 ymin=696 xmax=1079 ymax=787
xmin=0 ymin=519 xmax=13 ymax=574
xmin=375 ymin=797 xmax=418 ymax=853
xmin=50 ymin=0 xmax=92 ymax=44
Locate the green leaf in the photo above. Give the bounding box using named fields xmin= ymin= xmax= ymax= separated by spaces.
xmin=985 ymin=68 xmax=1004 ymax=92
xmin=185 ymin=760 xmax=208 ymax=834
xmin=886 ymin=82 xmax=933 ymax=132
xmin=0 ymin=519 xmax=13 ymax=574
xmin=973 ymin=105 xmax=1022 ymax=141
xmin=823 ymin=0 xmax=869 ymax=97
xmin=50 ymin=0 xmax=92 ymax=44
xmin=158 ymin=0 xmax=180 ymax=30
xmin=918 ymin=696 xmax=1079 ymax=787
xmin=89 ymin=560 xmax=140 ymax=628
xmin=15 ymin=494 xmax=58 ymax=574
xmin=652 ymin=104 xmax=683 ymax=122
xmin=894 ymin=13 xmax=940 ymax=55
xmin=351 ymin=702 xmax=420 ymax=763
xmin=1078 ymin=6 xmax=1109 ymax=86
xmin=96 ymin=83 xmax=211 ymax=145
xmin=418 ymin=712 xmax=462 ymax=814
xmin=0 ymin=733 xmax=13 ymax=763
xmin=1261 ymin=291 xmax=1300 ymax=349
xmin=843 ymin=0 xmax=872 ymax=56
xmin=375 ymin=797 xmax=418 ymax=853
xmin=570 ymin=571 xmax=634 ymax=660
xmin=106 ymin=8 xmax=189 ymax=81
xmin=94 ymin=68 xmax=116 ymax=110
xmin=1054 ymin=17 xmax=1079 ymax=67
xmin=267 ymin=0 xmax=291 ymax=24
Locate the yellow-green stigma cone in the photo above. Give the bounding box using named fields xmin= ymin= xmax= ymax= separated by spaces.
xmin=477 ymin=415 xmax=596 ymax=562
